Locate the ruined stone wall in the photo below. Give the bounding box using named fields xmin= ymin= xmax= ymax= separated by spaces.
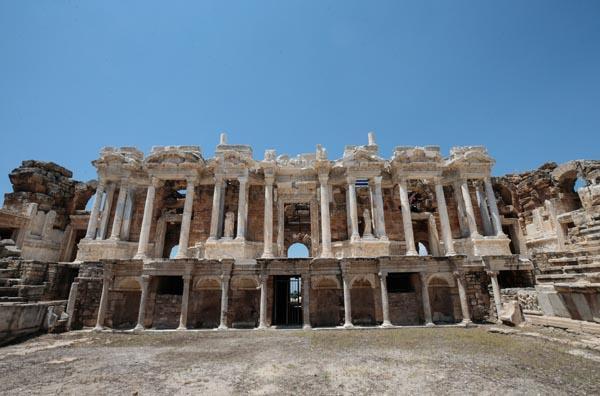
xmin=330 ymin=186 xmax=349 ymax=242
xmin=71 ymin=262 xmax=103 ymax=329
xmin=247 ymin=185 xmax=265 ymax=242
xmin=464 ymin=271 xmax=492 ymax=322
xmin=310 ymin=288 xmax=343 ymax=327
xmin=4 ymin=160 xmax=94 ymax=230
xmin=228 ymin=288 xmax=259 ymax=327
xmin=188 ymin=185 xmax=214 ymax=246
xmin=188 ymin=289 xmax=221 ymax=328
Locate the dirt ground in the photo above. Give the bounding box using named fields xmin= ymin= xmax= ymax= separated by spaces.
xmin=1 ymin=325 xmax=599 ymax=395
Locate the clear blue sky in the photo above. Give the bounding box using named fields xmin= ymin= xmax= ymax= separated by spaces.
xmin=1 ymin=1 xmax=599 ymax=198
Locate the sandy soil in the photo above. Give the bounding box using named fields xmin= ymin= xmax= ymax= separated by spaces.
xmin=0 ymin=325 xmax=599 ymax=395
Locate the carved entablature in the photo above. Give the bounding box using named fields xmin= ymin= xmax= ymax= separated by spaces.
xmin=337 ymin=144 xmax=385 ymax=178
xmin=390 ymin=146 xmax=443 ymax=180
xmin=93 ymin=147 xmax=144 ymax=181
xmin=144 ymin=146 xmax=205 ymax=181
xmin=210 ymin=143 xmax=256 ymax=179
xmin=445 ymin=146 xmax=494 ymax=180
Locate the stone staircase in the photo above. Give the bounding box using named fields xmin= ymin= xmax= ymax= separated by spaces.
xmin=0 ymin=260 xmax=47 ymax=303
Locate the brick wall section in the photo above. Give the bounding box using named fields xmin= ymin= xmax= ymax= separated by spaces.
xmin=464 ymin=270 xmax=492 ymax=322
xmin=151 ymin=294 xmax=182 ymax=329
xmin=331 ymin=187 xmax=349 ymax=242
xmin=228 ymin=288 xmax=259 ymax=327
xmin=247 ymin=185 xmax=265 ymax=242
xmin=188 ymin=289 xmax=221 ymax=328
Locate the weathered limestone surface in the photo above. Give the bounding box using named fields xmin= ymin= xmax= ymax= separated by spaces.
xmin=0 ymin=133 xmax=599 ymax=339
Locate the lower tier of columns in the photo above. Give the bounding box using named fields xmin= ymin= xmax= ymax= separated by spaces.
xmin=86 ymin=262 xmax=522 ymax=331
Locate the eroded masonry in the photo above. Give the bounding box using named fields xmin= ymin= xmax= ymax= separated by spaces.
xmin=1 ymin=133 xmax=599 ymax=341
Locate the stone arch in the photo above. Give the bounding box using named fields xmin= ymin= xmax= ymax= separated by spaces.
xmin=312 ymin=275 xmax=341 ymax=289
xmin=194 ymin=276 xmax=222 ymax=290
xmin=427 ymin=276 xmax=455 ymax=324
xmin=350 ymin=274 xmax=376 ymax=289
xmin=553 ymin=162 xmax=583 ymax=210
xmin=287 ymin=242 xmax=310 ymax=258
xmin=350 ymin=274 xmax=377 ymax=326
xmin=114 ymin=276 xmax=142 ymax=290
xmin=231 ymin=275 xmax=259 ymax=290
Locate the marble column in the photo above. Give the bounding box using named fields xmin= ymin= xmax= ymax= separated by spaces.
xmin=302 ymin=274 xmax=311 ymax=329
xmin=460 ymin=179 xmax=481 ymax=238
xmin=258 ymin=274 xmax=268 ymax=329
xmin=379 ymin=272 xmax=392 ymax=327
xmin=347 ymin=177 xmax=360 ymax=241
xmin=434 ymin=181 xmax=456 ymax=256
xmin=208 ymin=176 xmax=224 ymax=240
xmin=109 ymin=180 xmax=128 ymax=241
xmin=218 ymin=275 xmax=230 ymax=329
xmin=420 ymin=272 xmax=434 ymax=326
xmin=484 ymin=177 xmax=506 ymax=237
xmin=85 ymin=182 xmax=105 ymax=239
xmin=372 ymin=176 xmax=388 ymax=240
xmin=134 ymin=179 xmax=158 ymax=259
xmin=178 ymin=275 xmax=191 ymax=330
xmin=262 ymin=176 xmax=274 ymax=258
xmin=398 ymin=179 xmax=418 ymax=256
xmin=342 ymin=273 xmax=353 ymax=329
xmin=452 ymin=181 xmax=469 ymax=237
xmin=134 ymin=275 xmax=149 ymax=331
xmin=475 ymin=182 xmax=494 ymax=236
xmin=120 ymin=186 xmax=134 ymax=241
xmin=319 ymin=173 xmax=333 ymax=258
xmin=93 ymin=271 xmax=112 ymax=331
xmin=175 ymin=178 xmax=196 ymax=259
xmin=236 ymin=176 xmax=248 ymax=240
xmin=454 ymin=271 xmax=472 ymax=325
xmin=97 ymin=183 xmax=116 ymax=240
xmin=487 ymin=270 xmax=503 ymax=323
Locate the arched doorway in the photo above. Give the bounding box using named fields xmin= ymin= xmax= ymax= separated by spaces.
xmin=428 ymin=277 xmax=455 ymax=324
xmin=287 ymin=242 xmax=310 ymax=258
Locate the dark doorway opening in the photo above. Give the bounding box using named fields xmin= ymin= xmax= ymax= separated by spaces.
xmin=272 ymin=275 xmax=303 ymax=326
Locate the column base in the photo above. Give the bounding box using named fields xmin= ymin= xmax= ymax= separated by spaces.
xmin=261 ymin=252 xmax=274 ymax=259
xmin=459 ymin=319 xmax=473 ymax=327
xmin=343 ymin=322 xmax=354 ymax=329
xmin=378 ymin=236 xmax=389 ymax=241
xmin=133 ymin=324 xmax=145 ymax=333
xmin=445 ymin=251 xmax=457 ymax=256
xmin=217 ymin=324 xmax=228 ymax=330
xmin=320 ymin=252 xmax=334 ymax=259
xmin=256 ymin=324 xmax=269 ymax=330
xmin=177 ymin=325 xmax=188 ymax=331
xmin=425 ymin=322 xmax=435 ymax=327
xmin=303 ymin=324 xmax=312 ymax=330
xmin=406 ymin=250 xmax=418 ymax=256
xmin=234 ymin=236 xmax=245 ymax=242
xmin=350 ymin=235 xmax=361 ymax=242
xmin=133 ymin=253 xmax=147 ymax=260
xmin=380 ymin=321 xmax=393 ymax=328
xmin=93 ymin=325 xmax=105 ymax=332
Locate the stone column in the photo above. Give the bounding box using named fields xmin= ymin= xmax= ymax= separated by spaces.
xmin=487 ymin=270 xmax=503 ymax=323
xmin=175 ymin=178 xmax=196 ymax=259
xmin=258 ymin=274 xmax=268 ymax=329
xmin=453 ymin=181 xmax=470 ymax=237
xmin=319 ymin=173 xmax=333 ymax=258
xmin=236 ymin=176 xmax=248 ymax=241
xmin=134 ymin=178 xmax=159 ymax=259
xmin=398 ymin=179 xmax=418 ymax=256
xmin=178 ymin=275 xmax=191 ymax=330
xmin=434 ymin=181 xmax=456 ymax=256
xmin=85 ymin=182 xmax=105 ymax=239
xmin=302 ymin=274 xmax=311 ymax=329
xmin=372 ymin=176 xmax=388 ymax=240
xmin=134 ymin=275 xmax=149 ymax=331
xmin=277 ymin=199 xmax=285 ymax=256
xmin=93 ymin=270 xmax=112 ymax=331
xmin=208 ymin=176 xmax=224 ymax=240
xmin=379 ymin=272 xmax=392 ymax=327
xmin=484 ymin=177 xmax=506 ymax=237
xmin=109 ymin=180 xmax=128 ymax=241
xmin=97 ymin=183 xmax=116 ymax=240
xmin=420 ymin=272 xmax=434 ymax=326
xmin=262 ymin=176 xmax=274 ymax=258
xmin=342 ymin=273 xmax=353 ymax=328
xmin=218 ymin=275 xmax=230 ymax=329
xmin=347 ymin=177 xmax=360 ymax=241
xmin=460 ymin=179 xmax=481 ymax=238
xmin=454 ymin=271 xmax=472 ymax=325
xmin=475 ymin=182 xmax=493 ymax=236
xmin=120 ymin=186 xmax=134 ymax=241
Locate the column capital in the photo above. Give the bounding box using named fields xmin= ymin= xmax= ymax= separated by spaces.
xmin=182 ymin=274 xmax=192 ymax=282
xmin=238 ymin=175 xmax=248 ymax=184
xmin=452 ymin=270 xmax=465 ymax=280
xmin=318 ymin=172 xmax=329 ymax=184
xmin=151 ymin=177 xmax=164 ymax=188
xmin=264 ymin=175 xmax=275 ymax=185
xmin=346 ymin=175 xmax=356 ymax=184
xmin=214 ymin=173 xmax=225 ymax=184
xmin=185 ymin=176 xmax=197 ymax=186
xmin=486 ymin=270 xmax=499 ymax=277
xmin=378 ymin=271 xmax=388 ymax=278
xmin=140 ymin=274 xmax=150 ymax=285
xmin=373 ymin=175 xmax=382 ymax=185
xmin=119 ymin=177 xmax=129 ymax=187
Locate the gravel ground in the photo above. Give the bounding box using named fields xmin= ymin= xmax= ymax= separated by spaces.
xmin=0 ymin=325 xmax=599 ymax=395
